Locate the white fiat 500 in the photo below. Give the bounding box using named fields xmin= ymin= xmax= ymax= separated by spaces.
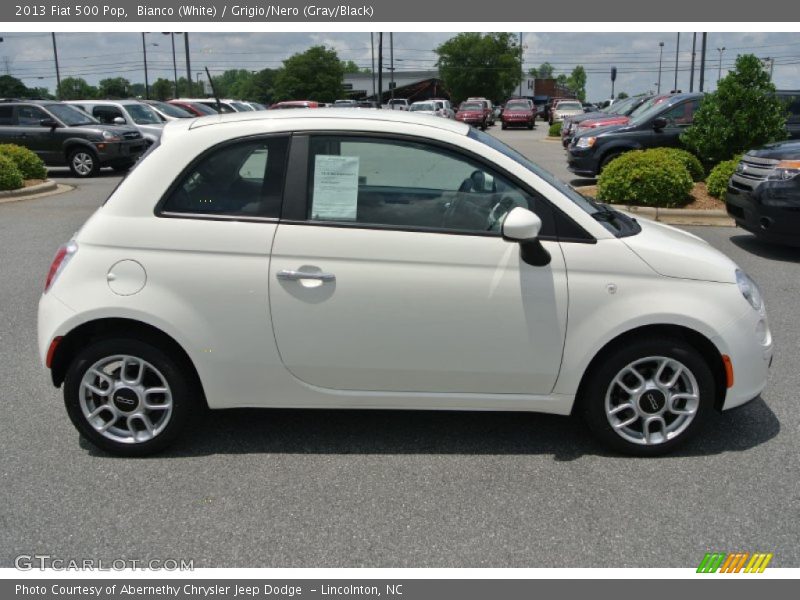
xmin=38 ymin=110 xmax=772 ymax=456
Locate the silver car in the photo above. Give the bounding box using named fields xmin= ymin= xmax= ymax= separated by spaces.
xmin=65 ymin=100 xmax=164 ymax=146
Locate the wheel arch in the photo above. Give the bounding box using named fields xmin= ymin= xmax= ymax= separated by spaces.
xmin=573 ymin=323 xmax=727 ymax=414
xmin=50 ymin=317 xmax=206 ymax=406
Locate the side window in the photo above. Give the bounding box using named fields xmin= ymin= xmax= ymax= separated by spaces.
xmin=307 ymin=136 xmax=553 ymax=236
xmin=662 ymin=100 xmax=699 ymax=126
xmin=92 ymin=106 xmax=124 ymax=124
xmin=16 ymin=105 xmax=48 ymax=126
xmin=0 ymin=106 xmax=13 ymax=125
xmin=784 ymin=95 xmax=800 ymax=123
xmin=161 ymin=136 xmax=289 ymax=218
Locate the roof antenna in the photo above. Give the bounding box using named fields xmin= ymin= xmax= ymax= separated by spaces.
xmin=205 ymin=66 xmax=221 ymax=113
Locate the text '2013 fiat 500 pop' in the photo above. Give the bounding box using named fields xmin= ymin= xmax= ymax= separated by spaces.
xmin=38 ymin=109 xmax=773 ymax=456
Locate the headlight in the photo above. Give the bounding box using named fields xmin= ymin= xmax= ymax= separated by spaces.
xmin=767 ymin=160 xmax=800 ymax=181
xmin=736 ymin=269 xmax=763 ymax=311
xmin=575 ymin=136 xmax=596 ymax=149
xmin=101 ymin=130 xmax=122 ymax=141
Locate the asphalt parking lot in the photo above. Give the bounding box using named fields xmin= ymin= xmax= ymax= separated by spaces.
xmin=1 ymin=128 xmax=799 ymax=568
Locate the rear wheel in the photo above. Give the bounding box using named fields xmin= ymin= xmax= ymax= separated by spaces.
xmin=580 ymin=337 xmax=715 ymax=456
xmin=63 ymin=338 xmax=195 ymax=456
xmin=501 ymin=122 xmax=508 ymax=130
xmin=67 ymin=148 xmax=100 ymax=178
xmin=599 ymin=151 xmax=625 ymax=173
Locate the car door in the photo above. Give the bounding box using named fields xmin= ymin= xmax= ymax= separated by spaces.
xmin=91 ymin=104 xmax=126 ymax=125
xmin=269 ymin=134 xmax=568 ymax=395
xmin=11 ymin=105 xmax=57 ymax=163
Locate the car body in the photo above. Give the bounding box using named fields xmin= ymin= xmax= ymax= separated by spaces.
xmin=141 ymin=100 xmax=194 ymax=122
xmin=501 ymin=99 xmax=536 ymax=129
xmin=547 ymin=97 xmax=573 ymax=124
xmin=533 ymin=96 xmax=550 ymax=120
xmin=455 ymin=101 xmax=488 ymax=129
xmin=167 ymin=100 xmax=219 ymax=117
xmin=561 ymin=96 xmax=643 ymax=147
xmin=176 ymin=98 xmax=253 ymax=113
xmin=334 ymin=99 xmax=358 ymax=107
xmin=726 ymin=140 xmax=800 ymax=246
xmin=0 ymin=99 xmax=145 ymax=177
xmin=567 ymin=93 xmax=703 ymax=177
xmin=243 ymin=101 xmax=268 ymax=111
xmin=409 ymin=100 xmax=449 ymax=118
xmin=468 ymin=98 xmax=495 ymax=125
xmin=551 ymin=100 xmax=585 ymax=125
xmin=65 ymin=99 xmax=164 ymax=146
xmin=270 ymin=100 xmax=321 ymax=110
xmin=430 ymin=98 xmax=455 ymax=119
xmin=38 ymin=109 xmax=772 ymax=457
xmin=387 ymin=99 xmax=410 ymax=111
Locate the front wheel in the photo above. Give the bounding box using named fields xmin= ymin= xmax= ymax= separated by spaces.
xmin=63 ymin=338 xmax=195 ymax=456
xmin=580 ymin=337 xmax=715 ymax=456
xmin=67 ymin=148 xmax=100 ymax=178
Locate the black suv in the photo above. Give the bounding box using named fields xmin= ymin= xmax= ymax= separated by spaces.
xmin=726 ymin=140 xmax=800 ymax=246
xmin=567 ymin=93 xmax=703 ymax=177
xmin=0 ymin=99 xmax=146 ymax=177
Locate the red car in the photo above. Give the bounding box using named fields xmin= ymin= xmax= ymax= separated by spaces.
xmin=270 ymin=100 xmax=321 ymax=109
xmin=456 ymin=101 xmax=488 ymax=130
xmin=501 ymin=99 xmax=536 ymax=130
xmin=167 ymin=100 xmax=218 ymax=117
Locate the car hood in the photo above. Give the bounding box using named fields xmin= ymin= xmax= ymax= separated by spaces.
xmin=581 ymin=115 xmax=630 ymax=129
xmin=69 ymin=123 xmax=140 ymax=137
xmin=746 ymin=139 xmax=800 ymax=160
xmin=622 ymin=218 xmax=737 ymax=283
xmin=568 ymin=110 xmax=610 ymax=124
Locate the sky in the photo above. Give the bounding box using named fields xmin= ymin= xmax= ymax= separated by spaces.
xmin=1 ymin=31 xmax=799 ymax=101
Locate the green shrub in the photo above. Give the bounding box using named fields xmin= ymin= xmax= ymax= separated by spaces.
xmin=648 ymin=147 xmax=705 ymax=182
xmin=548 ymin=121 xmax=562 ymax=136
xmin=0 ymin=144 xmax=47 ymax=179
xmin=706 ymin=157 xmax=741 ymax=199
xmin=0 ymin=154 xmax=24 ymax=191
xmin=597 ymin=149 xmax=693 ymax=208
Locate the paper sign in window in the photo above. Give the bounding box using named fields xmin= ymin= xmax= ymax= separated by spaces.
xmin=312 ymin=155 xmax=360 ymax=220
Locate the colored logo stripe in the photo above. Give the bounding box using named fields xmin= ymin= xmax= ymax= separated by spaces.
xmin=697 ymin=552 xmax=773 ymax=573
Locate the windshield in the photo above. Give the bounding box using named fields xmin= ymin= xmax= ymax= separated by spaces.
xmin=468 ymin=128 xmax=640 ymax=238
xmin=46 ymin=104 xmax=98 ymax=126
xmin=556 ymin=101 xmax=583 ymax=111
xmin=232 ymin=102 xmax=253 ymax=111
xmin=506 ymin=101 xmax=529 ymax=110
xmin=184 ymin=102 xmax=217 ymax=115
xmin=628 ymin=95 xmax=668 ymax=118
xmin=410 ymin=103 xmax=435 ymax=112
xmin=124 ymin=103 xmax=162 ymax=125
xmin=149 ymin=101 xmax=192 ymax=118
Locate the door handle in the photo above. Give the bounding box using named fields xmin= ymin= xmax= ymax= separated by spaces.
xmin=277 ymin=270 xmax=336 ymax=282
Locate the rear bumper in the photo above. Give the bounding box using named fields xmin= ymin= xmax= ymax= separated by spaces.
xmin=726 ymin=178 xmax=800 ymax=246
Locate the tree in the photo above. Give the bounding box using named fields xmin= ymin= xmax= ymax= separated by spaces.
xmin=128 ymin=83 xmax=146 ymax=98
xmin=566 ymin=66 xmax=587 ymax=102
xmin=435 ymin=33 xmax=521 ymax=103
xmin=97 ymin=77 xmax=130 ymax=98
xmin=211 ymin=69 xmax=253 ymax=98
xmin=0 ymin=75 xmax=29 ymax=98
xmin=58 ymin=77 xmax=97 ymax=100
xmin=529 ymin=62 xmax=554 ymax=79
xmin=682 ymin=54 xmax=788 ymax=164
xmin=29 ymin=87 xmax=54 ymax=100
xmin=151 ymin=78 xmax=174 ymax=101
xmin=273 ymin=46 xmax=344 ymax=103
xmin=341 ymin=60 xmax=369 ymax=74
xmin=617 ymin=91 xmax=629 ymax=99
xmin=235 ymin=69 xmax=278 ymax=105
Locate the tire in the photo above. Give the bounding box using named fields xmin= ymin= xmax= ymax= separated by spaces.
xmin=63 ymin=337 xmax=196 ymax=456
xmin=480 ymin=121 xmax=487 ymax=131
xmin=527 ymin=122 xmax=534 ymax=130
xmin=580 ymin=337 xmax=715 ymax=456
xmin=501 ymin=122 xmax=508 ymax=130
xmin=67 ymin=147 xmax=100 ymax=178
xmin=112 ymin=162 xmax=134 ymax=173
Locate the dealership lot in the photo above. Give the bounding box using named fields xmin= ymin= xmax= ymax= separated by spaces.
xmin=1 ymin=131 xmax=799 ymax=567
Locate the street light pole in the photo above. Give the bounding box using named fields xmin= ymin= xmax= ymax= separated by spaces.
xmin=390 ymin=32 xmax=394 ymax=103
xmin=674 ymin=32 xmax=680 ymax=92
xmin=519 ymin=32 xmax=523 ymax=97
xmin=717 ymin=46 xmax=726 ymax=85
xmin=142 ymin=33 xmax=150 ymax=99
xmin=163 ymin=32 xmax=178 ymax=99
xmin=689 ymin=33 xmax=697 ymax=92
xmin=370 ymin=33 xmax=376 ymax=99
xmin=699 ymin=33 xmax=707 ymax=92
xmin=184 ymin=33 xmax=192 ymax=96
xmin=657 ymin=41 xmax=664 ymax=94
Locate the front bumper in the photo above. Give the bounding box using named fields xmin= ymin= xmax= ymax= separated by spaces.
xmin=95 ymin=139 xmax=146 ymax=166
xmin=714 ymin=303 xmax=773 ymax=410
xmin=566 ymin=147 xmax=599 ymax=177
xmin=726 ymin=177 xmax=800 ymax=246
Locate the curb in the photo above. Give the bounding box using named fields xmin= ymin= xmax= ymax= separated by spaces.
xmin=0 ymin=180 xmax=70 ymax=204
xmin=573 ymin=186 xmax=733 ymax=227
xmin=544 ymin=136 xmax=563 ymax=142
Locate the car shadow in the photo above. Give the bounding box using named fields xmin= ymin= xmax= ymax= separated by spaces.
xmin=46 ymin=168 xmax=123 ymax=180
xmin=730 ymin=234 xmax=800 ymax=263
xmin=569 ymin=178 xmax=596 ymax=187
xmin=80 ymin=397 xmax=779 ymax=462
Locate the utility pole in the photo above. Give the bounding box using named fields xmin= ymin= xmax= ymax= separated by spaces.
xmin=657 ymin=41 xmax=664 ymax=94
xmin=689 ymin=33 xmax=697 ymax=92
xmin=519 ymin=32 xmax=523 ymax=97
xmin=184 ymin=33 xmax=192 ymax=95
xmin=378 ymin=33 xmax=383 ymax=107
xmin=142 ymin=33 xmax=150 ymax=99
xmin=370 ymin=33 xmax=375 ymax=99
xmin=674 ymin=32 xmax=680 ymax=92
xmin=717 ymin=46 xmax=726 ymax=85
xmin=699 ymin=33 xmax=707 ymax=92
xmin=51 ymin=33 xmax=61 ymax=99
xmin=390 ymin=33 xmax=394 ymax=103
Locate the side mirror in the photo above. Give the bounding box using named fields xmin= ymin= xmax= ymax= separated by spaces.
xmin=652 ymin=116 xmax=667 ymax=131
xmin=40 ymin=118 xmax=58 ymax=129
xmin=502 ymin=207 xmax=542 ymax=242
xmin=501 ymin=207 xmax=551 ymax=267
xmin=113 ymin=116 xmax=126 ymax=125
